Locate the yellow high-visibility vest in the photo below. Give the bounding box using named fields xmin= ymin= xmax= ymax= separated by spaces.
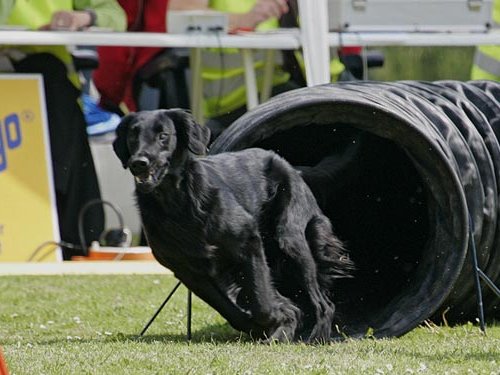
xmin=471 ymin=0 xmax=500 ymax=80
xmin=202 ymin=0 xmax=290 ymax=118
xmin=4 ymin=0 xmax=126 ymax=88
xmin=203 ymin=0 xmax=345 ymax=118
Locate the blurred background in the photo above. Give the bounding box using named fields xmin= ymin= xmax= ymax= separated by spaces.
xmin=370 ymin=46 xmax=475 ymax=81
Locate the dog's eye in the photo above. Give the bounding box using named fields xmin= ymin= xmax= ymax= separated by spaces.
xmin=158 ymin=133 xmax=169 ymax=142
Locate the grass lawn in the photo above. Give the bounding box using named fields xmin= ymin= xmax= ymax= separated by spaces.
xmin=1 ymin=274 xmax=499 ymax=374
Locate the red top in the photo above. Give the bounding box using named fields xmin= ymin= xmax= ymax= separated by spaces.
xmin=339 ymin=46 xmax=362 ymax=56
xmin=92 ymin=0 xmax=169 ymax=112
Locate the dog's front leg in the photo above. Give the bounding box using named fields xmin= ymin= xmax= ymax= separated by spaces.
xmin=238 ymin=230 xmax=302 ymax=343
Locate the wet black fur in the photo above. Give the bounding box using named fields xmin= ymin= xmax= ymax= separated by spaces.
xmin=113 ymin=109 xmax=353 ymax=342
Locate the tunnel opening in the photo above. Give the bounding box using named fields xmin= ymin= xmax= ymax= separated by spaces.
xmin=255 ymin=123 xmax=431 ymax=335
xmin=208 ymin=81 xmax=500 ymax=337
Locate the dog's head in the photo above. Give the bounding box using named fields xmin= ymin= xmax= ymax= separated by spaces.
xmin=113 ymin=109 xmax=210 ymax=193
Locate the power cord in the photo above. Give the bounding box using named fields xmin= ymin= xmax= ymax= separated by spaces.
xmin=78 ymin=199 xmax=131 ymax=256
xmin=27 ymin=240 xmax=84 ymax=262
xmin=27 ymin=199 xmax=131 ymax=261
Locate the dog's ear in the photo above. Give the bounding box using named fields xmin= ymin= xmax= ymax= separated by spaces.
xmin=188 ymin=119 xmax=211 ymax=156
xmin=113 ymin=113 xmax=135 ymax=168
xmin=167 ymin=109 xmax=210 ymax=156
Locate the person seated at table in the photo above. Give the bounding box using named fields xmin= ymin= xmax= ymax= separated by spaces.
xmin=92 ymin=0 xmax=170 ymax=115
xmin=0 ymin=1 xmax=126 ymax=259
xmin=168 ymin=0 xmax=349 ymax=141
xmin=169 ymin=0 xmax=304 ymax=141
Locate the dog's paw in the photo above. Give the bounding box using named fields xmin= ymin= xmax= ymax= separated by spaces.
xmin=263 ymin=302 xmax=302 ymax=343
xmin=306 ymin=321 xmax=332 ymax=344
xmin=305 ymin=303 xmax=335 ymax=343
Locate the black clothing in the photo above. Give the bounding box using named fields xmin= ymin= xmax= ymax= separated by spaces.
xmin=14 ymin=53 xmax=104 ymax=259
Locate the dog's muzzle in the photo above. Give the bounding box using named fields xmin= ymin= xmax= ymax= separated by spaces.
xmin=129 ymin=156 xmax=156 ymax=190
xmin=129 ymin=155 xmax=171 ymax=193
xmin=129 ymin=156 xmax=150 ymax=177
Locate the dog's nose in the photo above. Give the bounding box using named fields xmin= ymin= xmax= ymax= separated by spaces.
xmin=129 ymin=156 xmax=150 ymax=175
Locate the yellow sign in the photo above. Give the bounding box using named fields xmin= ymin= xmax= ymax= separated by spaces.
xmin=0 ymin=74 xmax=61 ymax=262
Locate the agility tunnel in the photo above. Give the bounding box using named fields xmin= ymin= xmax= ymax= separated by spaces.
xmin=209 ymin=80 xmax=500 ymax=338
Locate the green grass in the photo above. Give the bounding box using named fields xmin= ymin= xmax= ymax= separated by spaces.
xmin=1 ymin=275 xmax=499 ymax=374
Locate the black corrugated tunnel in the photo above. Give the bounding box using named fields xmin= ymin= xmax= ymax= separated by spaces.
xmin=209 ymin=80 xmax=500 ymax=338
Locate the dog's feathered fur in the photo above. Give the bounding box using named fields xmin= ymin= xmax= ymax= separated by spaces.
xmin=113 ymin=109 xmax=353 ymax=342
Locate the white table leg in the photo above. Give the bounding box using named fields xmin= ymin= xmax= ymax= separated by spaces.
xmin=190 ymin=48 xmax=204 ymax=124
xmin=298 ymin=0 xmax=331 ymax=86
xmin=241 ymin=48 xmax=259 ymax=110
xmin=260 ymin=49 xmax=275 ymax=103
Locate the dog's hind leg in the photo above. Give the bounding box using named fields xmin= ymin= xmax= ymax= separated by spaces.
xmin=276 ymin=232 xmax=336 ymax=343
xmin=237 ymin=228 xmax=302 ymax=343
xmin=266 ymin=156 xmax=336 ymax=342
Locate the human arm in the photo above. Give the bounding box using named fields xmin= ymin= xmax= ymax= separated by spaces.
xmin=169 ymin=0 xmax=289 ymax=32
xmin=44 ymin=0 xmax=126 ymax=31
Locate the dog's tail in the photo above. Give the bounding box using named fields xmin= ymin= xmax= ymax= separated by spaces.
xmin=306 ymin=215 xmax=355 ymax=291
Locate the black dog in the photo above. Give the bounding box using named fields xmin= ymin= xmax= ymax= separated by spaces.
xmin=113 ymin=109 xmax=353 ymax=342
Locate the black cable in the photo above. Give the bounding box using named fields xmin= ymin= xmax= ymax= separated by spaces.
xmin=78 ymin=199 xmax=126 ymax=256
xmin=28 ymin=199 xmax=130 ymax=261
xmin=27 ymin=240 xmax=83 ymax=262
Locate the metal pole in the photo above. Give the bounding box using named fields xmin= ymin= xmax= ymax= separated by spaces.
xmin=187 ymin=290 xmax=192 ymax=341
xmin=478 ymin=269 xmax=500 ymax=298
xmin=139 ymin=280 xmax=182 ymax=336
xmin=469 ymin=215 xmax=486 ymax=333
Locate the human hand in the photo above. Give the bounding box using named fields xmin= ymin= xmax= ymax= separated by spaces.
xmin=252 ymin=0 xmax=289 ymax=23
xmin=231 ymin=0 xmax=289 ymax=31
xmin=40 ymin=11 xmax=94 ymax=31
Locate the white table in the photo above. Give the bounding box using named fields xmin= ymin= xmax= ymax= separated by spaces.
xmin=0 ymin=29 xmax=302 ymax=122
xmin=1 ymin=28 xmax=500 ymax=119
xmin=0 ymin=29 xmax=301 ymax=49
xmin=328 ymin=31 xmax=500 ymax=47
